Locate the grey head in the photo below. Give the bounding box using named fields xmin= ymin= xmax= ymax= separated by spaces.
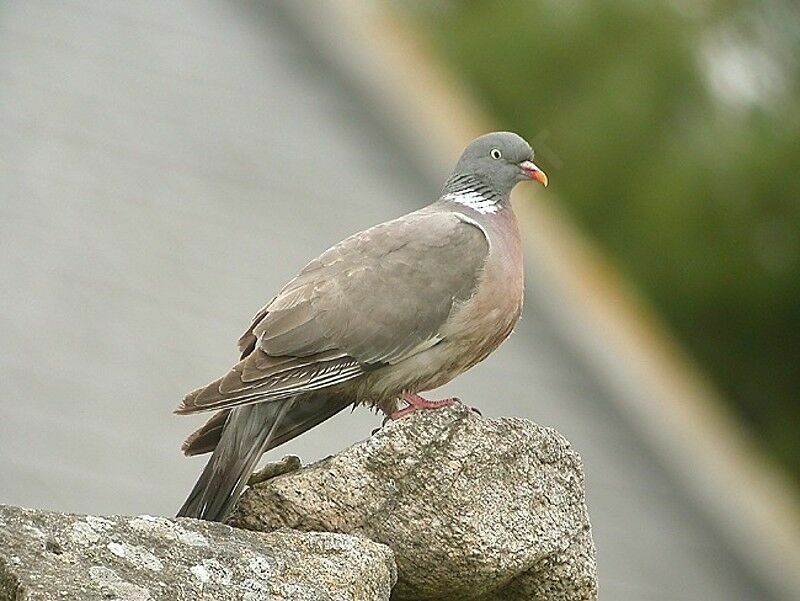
xmin=443 ymin=132 xmax=548 ymax=209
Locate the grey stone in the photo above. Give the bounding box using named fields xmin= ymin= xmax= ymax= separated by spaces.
xmin=230 ymin=405 xmax=597 ymax=601
xmin=248 ymin=455 xmax=303 ymax=486
xmin=0 ymin=505 xmax=396 ymax=601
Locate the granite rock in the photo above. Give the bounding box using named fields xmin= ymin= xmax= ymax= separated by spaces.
xmin=0 ymin=504 xmax=396 ymax=601
xmin=230 ymin=405 xmax=597 ymax=601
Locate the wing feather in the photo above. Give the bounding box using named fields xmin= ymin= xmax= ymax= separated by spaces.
xmin=177 ymin=351 xmax=363 ymax=414
xmin=177 ymin=210 xmax=488 ymax=415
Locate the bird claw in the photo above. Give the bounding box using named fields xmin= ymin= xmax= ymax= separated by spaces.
xmin=388 ymin=393 xmax=460 ymax=421
xmin=370 ymin=394 xmax=483 ymax=434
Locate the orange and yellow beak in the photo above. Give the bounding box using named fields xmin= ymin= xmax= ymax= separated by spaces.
xmin=519 ymin=160 xmax=548 ymax=187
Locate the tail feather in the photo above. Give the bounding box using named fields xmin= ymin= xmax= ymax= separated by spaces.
xmin=181 ymin=395 xmax=353 ymax=458
xmin=181 ymin=409 xmax=230 ymax=456
xmin=265 ymin=395 xmax=353 ymax=450
xmin=176 ymin=398 xmax=295 ymax=521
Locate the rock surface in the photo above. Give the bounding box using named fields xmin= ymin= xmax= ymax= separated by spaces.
xmin=0 ymin=504 xmax=396 ymax=601
xmin=230 ymin=405 xmax=597 ymax=601
xmin=0 ymin=407 xmax=596 ymax=601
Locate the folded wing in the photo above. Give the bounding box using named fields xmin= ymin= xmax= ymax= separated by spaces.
xmin=176 ymin=211 xmax=489 ymax=414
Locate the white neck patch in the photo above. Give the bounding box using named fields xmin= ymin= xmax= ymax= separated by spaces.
xmin=442 ymin=189 xmax=499 ymax=215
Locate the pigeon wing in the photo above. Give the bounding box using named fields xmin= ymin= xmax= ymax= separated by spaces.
xmin=176 ymin=210 xmax=489 ymax=414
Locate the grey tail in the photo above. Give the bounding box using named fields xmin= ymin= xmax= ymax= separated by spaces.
xmin=176 ymin=398 xmax=295 ymax=522
xmin=181 ymin=395 xmax=354 ymax=458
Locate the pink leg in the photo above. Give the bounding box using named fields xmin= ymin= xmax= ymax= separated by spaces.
xmin=389 ymin=392 xmax=460 ymax=421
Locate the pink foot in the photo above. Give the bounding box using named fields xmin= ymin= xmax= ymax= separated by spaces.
xmin=389 ymin=392 xmax=460 ymax=421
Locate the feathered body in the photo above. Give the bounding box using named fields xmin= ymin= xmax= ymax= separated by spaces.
xmin=176 ymin=132 xmax=544 ymax=521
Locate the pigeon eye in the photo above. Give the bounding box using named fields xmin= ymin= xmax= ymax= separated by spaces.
xmin=490 ymin=148 xmax=502 ymax=160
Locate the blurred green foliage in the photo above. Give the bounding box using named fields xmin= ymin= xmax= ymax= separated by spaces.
xmin=404 ymin=1 xmax=800 ymax=481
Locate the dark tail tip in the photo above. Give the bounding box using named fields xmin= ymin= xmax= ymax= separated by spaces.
xmin=176 ymin=400 xmax=294 ymax=522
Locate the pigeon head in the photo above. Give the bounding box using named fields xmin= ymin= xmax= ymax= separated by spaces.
xmin=450 ymin=132 xmax=548 ymax=198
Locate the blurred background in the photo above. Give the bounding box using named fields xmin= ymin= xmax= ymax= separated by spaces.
xmin=0 ymin=1 xmax=798 ymax=600
xmin=405 ymin=0 xmax=800 ymax=494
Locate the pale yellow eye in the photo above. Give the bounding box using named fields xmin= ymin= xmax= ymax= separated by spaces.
xmin=490 ymin=148 xmax=502 ymax=160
